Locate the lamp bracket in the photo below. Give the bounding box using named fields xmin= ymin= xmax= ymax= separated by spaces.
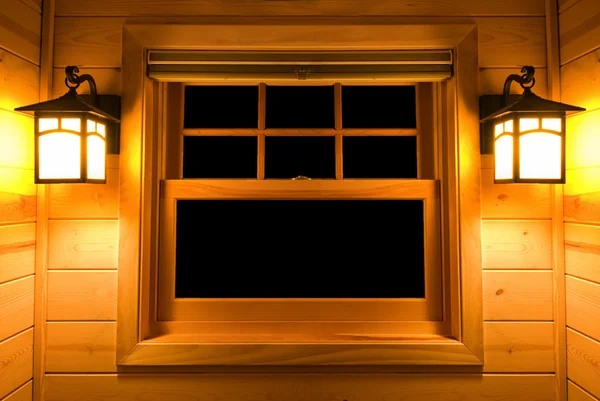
xmin=502 ymin=66 xmax=535 ymax=106
xmin=65 ymin=66 xmax=98 ymax=106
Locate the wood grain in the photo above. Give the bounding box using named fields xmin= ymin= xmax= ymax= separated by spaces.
xmin=46 ymin=322 xmax=116 ymax=372
xmin=0 ymin=168 xmax=36 ymax=226
xmin=561 ymin=48 xmax=600 ymax=113
xmin=559 ymin=0 xmax=600 ymax=65
xmin=0 ymin=50 xmax=39 ymax=113
xmin=47 ymin=270 xmax=117 ymax=320
xmin=0 ymin=224 xmax=36 ymax=284
xmin=47 ymin=220 xmax=118 ymax=270
xmin=566 ymin=110 xmax=600 ymax=170
xmin=564 ymin=167 xmax=600 ymax=224
xmin=569 ymin=380 xmax=600 ymax=401
xmin=0 ymin=111 xmax=34 ymax=170
xmin=0 ymin=276 xmax=34 ymax=342
xmin=45 ymin=373 xmax=556 ymax=401
xmin=1 ymin=380 xmax=32 ymax=401
xmin=479 ymin=67 xmax=548 ymax=97
xmin=52 ymin=67 xmax=121 ymax=98
xmin=481 ymin=220 xmax=553 ymax=269
xmin=480 ymin=169 xmax=552 ymax=219
xmin=567 ymin=328 xmax=600 ymax=398
xmin=53 ymin=16 xmax=546 ymax=68
xmin=0 ymin=0 xmax=42 ymax=65
xmin=483 ymin=270 xmax=553 ymax=320
xmin=483 ymin=322 xmax=554 ymax=372
xmin=49 ymin=168 xmax=119 ymax=219
xmin=565 ymin=223 xmax=600 ymax=284
xmin=559 ymin=0 xmax=582 ymax=14
xmin=566 ymin=276 xmax=600 ymax=342
xmin=0 ymin=329 xmax=33 ymax=400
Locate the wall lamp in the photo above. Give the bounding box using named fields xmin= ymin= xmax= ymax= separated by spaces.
xmin=479 ymin=66 xmax=585 ymax=184
xmin=15 ymin=66 xmax=121 ymax=184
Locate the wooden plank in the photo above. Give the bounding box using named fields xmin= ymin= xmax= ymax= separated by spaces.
xmin=569 ymin=380 xmax=600 ymax=401
xmin=564 ymin=167 xmax=600 ymax=224
xmin=0 ymin=0 xmax=42 ymax=65
xmin=559 ymin=0 xmax=582 ymax=14
xmin=47 ymin=270 xmax=117 ymax=320
xmin=0 ymin=276 xmax=34 ymax=342
xmin=19 ymin=0 xmax=42 ymax=13
xmin=567 ymin=276 xmax=600 ymax=342
xmin=0 ymin=224 xmax=36 ymax=285
xmin=481 ymin=220 xmax=553 ymax=269
xmin=480 ymin=169 xmax=552 ymax=219
xmin=565 ymin=223 xmax=600 ymax=284
xmin=1 ymin=380 xmax=32 ymax=401
xmin=566 ymin=110 xmax=600 ymax=170
xmin=483 ymin=270 xmax=554 ymax=320
xmin=0 ymin=110 xmax=34 ymax=170
xmin=479 ymin=67 xmax=548 ymax=97
xmin=0 ymin=50 xmax=39 ymax=113
xmin=46 ymin=322 xmax=116 ymax=372
xmin=0 ymin=168 xmax=36 ymax=226
xmin=45 ymin=374 xmax=555 ymax=401
xmin=561 ymin=48 xmax=600 ymax=113
xmin=0 ymin=329 xmax=33 ymax=400
xmin=49 ymin=168 xmax=119 ymax=219
xmin=52 ymin=67 xmax=121 ymax=98
xmin=53 ymin=16 xmax=546 ymax=68
xmin=47 ymin=220 xmax=118 ymax=270
xmin=482 ymin=322 xmax=554 ymax=372
xmin=559 ymin=0 xmax=600 ymax=65
xmin=567 ymin=328 xmax=600 ymax=398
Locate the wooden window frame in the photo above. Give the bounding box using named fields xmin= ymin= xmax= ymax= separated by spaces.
xmin=117 ymin=22 xmax=483 ymax=367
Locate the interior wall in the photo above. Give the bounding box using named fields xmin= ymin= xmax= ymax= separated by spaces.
xmin=558 ymin=0 xmax=600 ymax=400
xmin=0 ymin=0 xmax=42 ymax=400
xmin=42 ymin=0 xmax=560 ymax=399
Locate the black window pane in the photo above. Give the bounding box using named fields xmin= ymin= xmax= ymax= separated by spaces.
xmin=175 ymin=200 xmax=424 ymax=298
xmin=266 ymin=86 xmax=335 ymax=128
xmin=265 ymin=136 xmax=335 ymax=179
xmin=183 ymin=136 xmax=257 ymax=178
xmin=343 ymin=136 xmax=418 ymax=178
xmin=184 ymin=86 xmax=258 ymax=128
xmin=342 ymin=86 xmax=416 ymax=128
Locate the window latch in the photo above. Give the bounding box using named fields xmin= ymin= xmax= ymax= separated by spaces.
xmin=292 ymin=68 xmax=311 ymax=80
xmin=292 ymin=175 xmax=311 ymax=180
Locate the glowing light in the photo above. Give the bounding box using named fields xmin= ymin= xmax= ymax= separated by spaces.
xmin=38 ymin=133 xmax=81 ymax=179
xmin=87 ymin=135 xmax=106 ymax=180
xmin=495 ymin=135 xmax=513 ymax=180
xmin=520 ymin=133 xmax=562 ymax=179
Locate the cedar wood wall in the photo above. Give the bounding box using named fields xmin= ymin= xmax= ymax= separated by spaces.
xmin=0 ymin=0 xmax=598 ymax=400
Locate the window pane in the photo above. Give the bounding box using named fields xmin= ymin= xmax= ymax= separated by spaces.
xmin=265 ymin=136 xmax=335 ymax=179
xmin=343 ymin=136 xmax=418 ymax=178
xmin=184 ymin=86 xmax=259 ymax=128
xmin=342 ymin=86 xmax=416 ymax=128
xmin=183 ymin=136 xmax=257 ymax=178
xmin=266 ymin=86 xmax=335 ymax=128
xmin=175 ymin=200 xmax=425 ymax=298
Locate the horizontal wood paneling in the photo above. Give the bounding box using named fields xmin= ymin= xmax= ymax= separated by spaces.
xmin=0 ymin=0 xmax=42 ymax=65
xmin=480 ymin=169 xmax=552 ymax=219
xmin=0 ymin=50 xmax=39 ymax=113
xmin=561 ymin=48 xmax=600 ymax=113
xmin=47 ymin=220 xmax=118 ymax=270
xmin=46 ymin=322 xmax=116 ymax=372
xmin=566 ymin=275 xmax=600 ymax=342
xmin=45 ymin=374 xmax=555 ymax=401
xmin=566 ymin=110 xmax=600 ymax=170
xmin=0 ymin=329 xmax=33 ymax=400
xmin=565 ymin=223 xmax=600 ymax=283
xmin=481 ymin=220 xmax=552 ymax=269
xmin=0 ymin=110 xmax=34 ymax=170
xmin=47 ymin=270 xmax=117 ymax=320
xmin=52 ymin=67 xmax=121 ymax=98
xmin=0 ymin=224 xmax=36 ymax=284
xmin=483 ymin=270 xmax=553 ymax=320
xmin=1 ymin=380 xmax=32 ymax=401
xmin=567 ymin=328 xmax=600 ymax=399
xmin=53 ymin=16 xmax=546 ymax=68
xmin=54 ymin=0 xmax=546 ymax=17
xmin=564 ymin=167 xmax=600 ymax=224
xmin=0 ymin=276 xmax=34 ymax=342
xmin=569 ymin=380 xmax=600 ymax=401
xmin=0 ymin=168 xmax=36 ymax=226
xmin=559 ymin=0 xmax=600 ymax=65
xmin=479 ymin=67 xmax=548 ymax=97
xmin=49 ymin=168 xmax=119 ymax=219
